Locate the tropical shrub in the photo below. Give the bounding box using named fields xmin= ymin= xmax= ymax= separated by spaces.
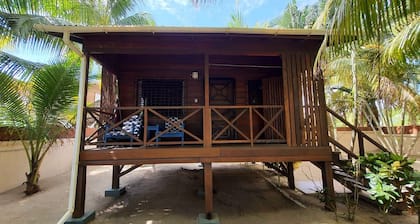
xmin=360 ymin=152 xmax=418 ymax=223
xmin=0 ymin=62 xmax=78 ymax=195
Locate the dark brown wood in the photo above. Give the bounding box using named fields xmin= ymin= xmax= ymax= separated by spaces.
xmin=79 ymin=146 xmax=332 ymax=165
xmin=321 ymin=162 xmax=336 ymax=211
xmin=327 ymin=107 xmax=388 ymax=152
xmin=328 ymin=137 xmax=358 ymax=159
xmin=72 ymin=165 xmax=87 ymax=218
xmin=287 ymin=162 xmax=295 ymax=189
xmin=317 ymin=70 xmax=329 ymax=146
xmin=203 ymin=163 xmax=213 ymax=217
xmin=358 ymin=132 xmax=365 ymax=157
xmin=82 ymin=35 xmax=322 ymax=57
xmin=112 ymin=165 xmax=120 ymax=189
xmin=282 ymin=54 xmax=294 ymax=146
xmin=204 ymin=54 xmax=211 ymax=147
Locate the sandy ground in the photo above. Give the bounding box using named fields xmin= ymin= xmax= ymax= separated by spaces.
xmin=0 ymin=162 xmax=418 ymax=224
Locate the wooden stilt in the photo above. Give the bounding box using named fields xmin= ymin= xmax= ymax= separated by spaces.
xmin=287 ymin=162 xmax=295 ymax=189
xmin=73 ymin=165 xmax=87 ymax=218
xmin=112 ymin=165 xmax=120 ymax=189
xmin=105 ymin=165 xmax=126 ymax=197
xmin=321 ymin=161 xmax=336 ymax=211
xmin=204 ymin=162 xmax=213 ymax=219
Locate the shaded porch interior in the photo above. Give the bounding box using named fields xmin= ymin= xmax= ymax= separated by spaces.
xmin=87 ymin=54 xmax=288 ymax=148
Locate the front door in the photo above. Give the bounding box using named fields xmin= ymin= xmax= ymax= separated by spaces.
xmin=210 ymin=78 xmax=235 ymax=140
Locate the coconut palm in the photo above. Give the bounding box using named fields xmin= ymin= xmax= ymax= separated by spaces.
xmin=0 ymin=0 xmax=154 ymax=195
xmin=314 ymin=0 xmax=420 ymax=60
xmin=325 ymin=43 xmax=419 ymax=156
xmin=0 ymin=0 xmax=154 ymax=73
xmin=0 ymin=62 xmax=78 ymax=194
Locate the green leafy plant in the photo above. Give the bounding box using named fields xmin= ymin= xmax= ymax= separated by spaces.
xmin=360 ymin=152 xmax=417 ymax=223
xmin=0 ymin=62 xmax=78 ymax=195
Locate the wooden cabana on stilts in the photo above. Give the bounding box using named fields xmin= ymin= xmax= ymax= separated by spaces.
xmin=35 ymin=25 xmax=335 ymax=224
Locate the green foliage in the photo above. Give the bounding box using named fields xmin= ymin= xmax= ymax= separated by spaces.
xmin=270 ymin=0 xmax=324 ymax=29
xmin=228 ymin=10 xmax=246 ymax=28
xmin=360 ymin=152 xmax=417 ymax=215
xmin=0 ymin=62 xmax=78 ymax=194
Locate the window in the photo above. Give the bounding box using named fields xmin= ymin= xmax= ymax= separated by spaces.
xmin=138 ymin=79 xmax=184 ymax=117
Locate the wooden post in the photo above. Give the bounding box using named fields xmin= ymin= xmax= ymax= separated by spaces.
xmin=112 ymin=165 xmax=120 ymax=189
xmin=321 ymin=161 xmax=336 ymax=211
xmin=72 ymin=55 xmax=90 ymax=218
xmin=358 ymin=132 xmax=365 ymax=157
xmin=204 ymin=162 xmax=213 ymax=219
xmin=203 ymin=54 xmax=212 ymax=148
xmin=73 ymin=165 xmax=87 ymax=218
xmin=287 ymin=162 xmax=295 ymax=189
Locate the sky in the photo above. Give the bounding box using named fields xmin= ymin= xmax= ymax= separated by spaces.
xmin=4 ymin=0 xmax=318 ymax=63
xmin=140 ymin=0 xmax=318 ymax=27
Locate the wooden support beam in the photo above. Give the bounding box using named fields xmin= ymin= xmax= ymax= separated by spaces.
xmin=287 ymin=162 xmax=295 ymax=189
xmin=203 ymin=54 xmax=211 ymax=147
xmin=73 ymin=165 xmax=87 ymax=218
xmin=321 ymin=162 xmax=336 ymax=211
xmin=204 ymin=162 xmax=213 ymax=219
xmin=112 ymin=165 xmax=120 ymax=189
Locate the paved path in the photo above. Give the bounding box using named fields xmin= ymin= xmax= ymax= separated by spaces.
xmin=0 ymin=163 xmax=417 ymax=224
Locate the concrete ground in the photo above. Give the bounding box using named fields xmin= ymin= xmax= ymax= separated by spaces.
xmin=0 ymin=162 xmax=418 ymax=224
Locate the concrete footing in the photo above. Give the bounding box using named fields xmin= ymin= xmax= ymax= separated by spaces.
xmin=64 ymin=211 xmax=95 ymax=224
xmin=105 ymin=187 xmax=126 ymax=197
xmin=197 ymin=213 xmax=220 ymax=224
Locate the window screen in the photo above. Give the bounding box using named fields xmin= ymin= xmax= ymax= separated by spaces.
xmin=138 ymin=79 xmax=184 ymax=116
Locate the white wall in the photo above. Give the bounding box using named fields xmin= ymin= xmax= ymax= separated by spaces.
xmin=333 ymin=131 xmax=420 ymax=157
xmin=0 ymin=138 xmax=74 ymax=193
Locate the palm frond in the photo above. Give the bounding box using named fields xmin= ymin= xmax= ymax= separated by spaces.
xmin=0 ymin=50 xmax=43 ymax=80
xmin=323 ymin=0 xmax=420 ymax=52
xmin=109 ymin=0 xmax=138 ymax=23
xmin=31 ymin=62 xmax=78 ymax=122
xmin=116 ymin=12 xmax=155 ymax=25
xmin=383 ymin=16 xmax=420 ymax=62
xmin=0 ymin=12 xmax=68 ymax=59
xmin=0 ymin=71 xmax=27 ymax=127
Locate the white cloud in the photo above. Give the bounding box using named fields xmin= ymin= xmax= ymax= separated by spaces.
xmin=238 ymin=0 xmax=266 ymax=15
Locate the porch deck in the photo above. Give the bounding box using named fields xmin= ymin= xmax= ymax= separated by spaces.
xmin=80 ymin=145 xmax=332 ymax=166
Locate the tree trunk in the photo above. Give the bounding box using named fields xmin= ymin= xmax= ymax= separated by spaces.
xmin=25 ymin=163 xmax=40 ymax=195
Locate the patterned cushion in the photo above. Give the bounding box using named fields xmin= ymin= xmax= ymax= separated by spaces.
xmin=106 ymin=115 xmax=142 ymax=137
xmin=165 ymin=117 xmax=183 ymax=133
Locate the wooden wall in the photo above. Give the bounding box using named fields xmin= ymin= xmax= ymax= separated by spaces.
xmin=282 ymin=52 xmax=328 ymax=147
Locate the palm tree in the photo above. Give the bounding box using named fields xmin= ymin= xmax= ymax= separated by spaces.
xmin=314 ymin=0 xmax=419 ymax=60
xmin=325 ymin=43 xmax=419 ymax=156
xmin=0 ymin=62 xmax=78 ymax=194
xmin=0 ymin=0 xmax=155 ymax=195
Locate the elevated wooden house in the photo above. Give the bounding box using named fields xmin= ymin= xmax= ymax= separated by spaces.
xmin=36 ymin=25 xmax=335 ymax=223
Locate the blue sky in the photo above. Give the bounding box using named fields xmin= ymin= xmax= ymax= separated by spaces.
xmin=141 ymin=0 xmax=317 ymax=27
xmin=5 ymin=0 xmax=318 ymax=63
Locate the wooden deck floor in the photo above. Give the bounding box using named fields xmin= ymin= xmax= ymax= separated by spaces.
xmin=79 ymin=144 xmax=332 ymax=165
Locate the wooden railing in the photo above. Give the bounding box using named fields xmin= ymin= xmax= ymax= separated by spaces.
xmin=83 ymin=105 xmax=285 ymax=149
xmin=210 ymin=105 xmax=286 ymax=145
xmin=327 ymin=107 xmax=389 ymax=159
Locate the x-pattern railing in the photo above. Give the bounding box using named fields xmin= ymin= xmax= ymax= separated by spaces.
xmin=210 ymin=105 xmax=285 ymax=145
xmin=83 ymin=105 xmax=285 ymax=149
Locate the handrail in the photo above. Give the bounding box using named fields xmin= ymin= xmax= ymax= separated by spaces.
xmin=327 ymin=107 xmax=389 ymax=153
xmin=83 ymin=105 xmax=286 ymax=148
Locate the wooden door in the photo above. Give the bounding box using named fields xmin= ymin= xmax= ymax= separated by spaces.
xmin=210 ymin=78 xmax=236 ymax=139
